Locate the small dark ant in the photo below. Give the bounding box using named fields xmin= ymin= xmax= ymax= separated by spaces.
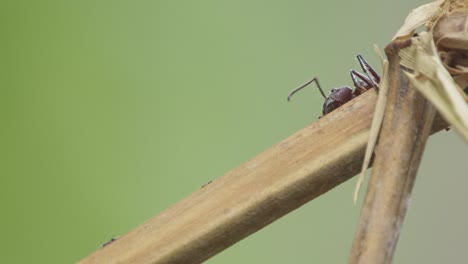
xmin=101 ymin=236 xmax=120 ymax=248
xmin=201 ymin=180 xmax=213 ymax=188
xmin=287 ymin=55 xmax=381 ymax=116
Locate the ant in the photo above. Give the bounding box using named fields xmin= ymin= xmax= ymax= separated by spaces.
xmin=287 ymin=55 xmax=381 ymax=116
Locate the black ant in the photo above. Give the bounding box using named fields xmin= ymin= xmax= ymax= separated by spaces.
xmin=287 ymin=55 xmax=380 ymax=116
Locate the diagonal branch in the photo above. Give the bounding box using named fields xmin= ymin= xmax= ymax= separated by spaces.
xmin=79 ymin=90 xmax=448 ymax=264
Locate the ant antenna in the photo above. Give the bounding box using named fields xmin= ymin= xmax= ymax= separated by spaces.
xmin=287 ymin=77 xmax=326 ymax=101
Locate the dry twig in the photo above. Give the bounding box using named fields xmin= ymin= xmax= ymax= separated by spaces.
xmin=80 ymin=89 xmax=447 ymax=264
xmin=349 ymin=38 xmax=437 ymax=264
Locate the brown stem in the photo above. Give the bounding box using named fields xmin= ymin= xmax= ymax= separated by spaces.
xmin=80 ymin=88 xmax=446 ymax=264
xmin=349 ymin=39 xmax=437 ymax=264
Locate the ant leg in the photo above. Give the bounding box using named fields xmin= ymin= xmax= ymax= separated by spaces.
xmin=287 ymin=77 xmax=326 ymax=101
xmin=350 ymin=70 xmax=373 ymax=88
xmin=356 ymin=54 xmax=380 ymax=89
xmin=357 ymin=54 xmax=380 ymax=82
xmin=350 ymin=70 xmax=374 ymax=95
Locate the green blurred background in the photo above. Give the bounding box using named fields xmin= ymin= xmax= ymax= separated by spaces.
xmin=1 ymin=0 xmax=467 ymax=263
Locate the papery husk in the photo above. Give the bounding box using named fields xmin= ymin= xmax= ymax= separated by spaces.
xmin=393 ymin=0 xmax=446 ymax=40
xmin=433 ymin=9 xmax=468 ymax=50
xmin=394 ymin=0 xmax=468 ymax=92
xmin=399 ymin=32 xmax=468 ymax=141
xmin=432 ymin=8 xmax=468 ymax=98
xmin=354 ymin=59 xmax=389 ymax=204
xmin=392 ymin=1 xmax=468 ymax=141
xmin=393 ymin=0 xmax=468 ymax=40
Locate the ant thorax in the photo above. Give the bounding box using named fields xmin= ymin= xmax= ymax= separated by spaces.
xmin=322 ymin=86 xmax=353 ymax=115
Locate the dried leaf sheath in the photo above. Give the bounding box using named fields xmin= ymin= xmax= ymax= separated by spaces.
xmin=354 ymin=60 xmax=389 ymax=203
xmin=400 ymin=32 xmax=468 ymax=141
xmin=393 ymin=0 xmax=468 ymax=141
xmin=80 ymin=89 xmax=447 ymax=263
xmin=351 ymin=2 xmax=468 ymax=263
xmin=349 ymin=39 xmax=437 ymax=264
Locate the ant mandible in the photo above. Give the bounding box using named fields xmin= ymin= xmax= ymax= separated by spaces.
xmin=287 ymin=55 xmax=381 ymax=116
